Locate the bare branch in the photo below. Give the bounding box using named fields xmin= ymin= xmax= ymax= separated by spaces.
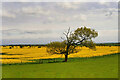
xmin=61 ymin=37 xmax=65 ymax=40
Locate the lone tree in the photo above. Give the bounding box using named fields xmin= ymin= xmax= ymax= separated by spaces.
xmin=47 ymin=27 xmax=98 ymax=62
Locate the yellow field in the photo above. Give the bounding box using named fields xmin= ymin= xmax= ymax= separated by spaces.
xmin=0 ymin=46 xmax=119 ymax=64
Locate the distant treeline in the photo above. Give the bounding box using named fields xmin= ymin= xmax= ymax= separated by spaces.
xmin=95 ymin=43 xmax=120 ymax=46
xmin=2 ymin=44 xmax=46 ymax=46
xmin=1 ymin=44 xmax=46 ymax=49
xmin=1 ymin=43 xmax=120 ymax=47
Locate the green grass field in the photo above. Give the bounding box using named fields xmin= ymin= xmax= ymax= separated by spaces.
xmin=2 ymin=54 xmax=118 ymax=78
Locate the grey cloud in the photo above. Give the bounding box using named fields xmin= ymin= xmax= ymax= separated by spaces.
xmin=2 ymin=29 xmax=52 ymax=36
xmin=2 ymin=2 xmax=118 ymax=24
xmin=2 ymin=29 xmax=21 ymax=36
xmin=105 ymin=11 xmax=113 ymax=16
xmin=105 ymin=8 xmax=118 ymax=16
xmin=24 ymin=30 xmax=52 ymax=34
xmin=2 ymin=37 xmax=61 ymax=45
xmin=2 ymin=2 xmax=118 ymax=44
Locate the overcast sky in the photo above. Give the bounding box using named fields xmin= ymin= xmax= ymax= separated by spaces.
xmin=1 ymin=2 xmax=118 ymax=45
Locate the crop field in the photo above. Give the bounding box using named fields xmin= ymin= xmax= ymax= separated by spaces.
xmin=1 ymin=46 xmax=119 ymax=78
xmin=2 ymin=54 xmax=118 ymax=78
xmin=0 ymin=46 xmax=119 ymax=64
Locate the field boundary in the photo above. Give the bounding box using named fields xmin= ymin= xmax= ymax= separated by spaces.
xmin=1 ymin=78 xmax=119 ymax=80
xmin=2 ymin=53 xmax=119 ymax=66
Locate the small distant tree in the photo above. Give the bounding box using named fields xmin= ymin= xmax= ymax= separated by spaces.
xmin=20 ymin=45 xmax=23 ymax=48
xmin=47 ymin=27 xmax=98 ymax=62
xmin=9 ymin=47 xmax=12 ymax=49
xmin=38 ymin=46 xmax=41 ymax=48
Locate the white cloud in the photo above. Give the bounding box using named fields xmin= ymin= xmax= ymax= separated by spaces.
xmin=21 ymin=6 xmax=51 ymax=16
xmin=46 ymin=14 xmax=87 ymax=23
xmin=57 ymin=2 xmax=81 ymax=9
xmin=2 ymin=10 xmax=16 ymax=18
xmin=98 ymin=30 xmax=118 ymax=36
xmin=20 ymin=4 xmax=87 ymax=23
xmin=94 ymin=30 xmax=118 ymax=43
xmin=73 ymin=14 xmax=87 ymax=21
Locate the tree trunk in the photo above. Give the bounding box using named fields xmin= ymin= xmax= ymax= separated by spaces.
xmin=65 ymin=54 xmax=68 ymax=62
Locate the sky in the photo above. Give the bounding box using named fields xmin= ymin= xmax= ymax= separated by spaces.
xmin=1 ymin=2 xmax=118 ymax=45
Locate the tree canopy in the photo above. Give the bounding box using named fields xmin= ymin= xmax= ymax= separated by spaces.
xmin=47 ymin=27 xmax=98 ymax=62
